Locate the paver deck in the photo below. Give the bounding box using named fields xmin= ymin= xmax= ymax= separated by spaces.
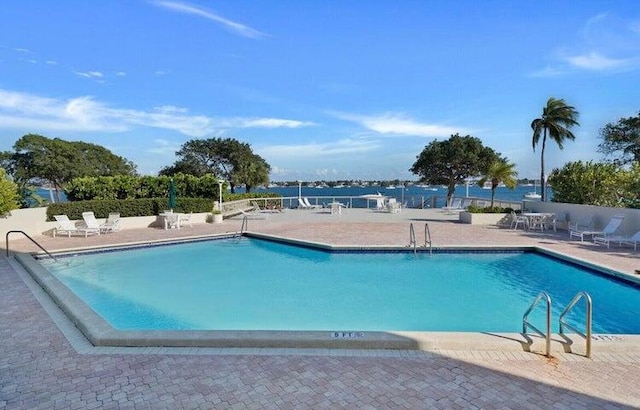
xmin=2 ymin=209 xmax=640 ymax=408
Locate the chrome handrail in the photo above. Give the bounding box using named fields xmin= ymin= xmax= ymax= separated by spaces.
xmin=408 ymin=223 xmax=416 ymax=253
xmin=522 ymin=291 xmax=552 ymax=357
xmin=5 ymin=230 xmax=58 ymax=262
xmin=424 ymin=223 xmax=432 ymax=254
xmin=559 ymin=291 xmax=592 ymax=358
xmin=239 ymin=215 xmax=248 ymax=236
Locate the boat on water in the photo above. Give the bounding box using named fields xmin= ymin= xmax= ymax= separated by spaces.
xmin=523 ymin=180 xmax=541 ymax=200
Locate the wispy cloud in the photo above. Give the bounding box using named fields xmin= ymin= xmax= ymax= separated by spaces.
xmin=146 ymin=138 xmax=180 ymax=155
xmin=152 ymin=0 xmax=267 ymax=39
xmin=75 ymin=71 xmax=104 ymax=80
xmin=531 ymin=13 xmax=640 ymax=76
xmin=563 ymin=51 xmax=634 ymax=71
xmin=259 ymin=138 xmax=381 ymax=159
xmin=0 ymin=89 xmax=311 ymax=136
xmin=332 ymin=112 xmax=467 ymax=137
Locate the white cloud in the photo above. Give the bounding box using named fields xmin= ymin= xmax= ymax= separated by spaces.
xmin=563 ymin=51 xmax=632 ymax=71
xmin=259 ymin=138 xmax=381 ymax=159
xmin=152 ymin=0 xmax=267 ymax=39
xmin=332 ymin=112 xmax=467 ymax=137
xmin=146 ymin=138 xmax=179 ymax=155
xmin=226 ymin=117 xmax=314 ymax=129
xmin=115 ymin=71 xmax=126 ymax=76
xmin=75 ymin=71 xmax=105 ymax=81
xmin=45 ymin=60 xmax=58 ymax=65
xmin=0 ymin=89 xmax=312 ymax=137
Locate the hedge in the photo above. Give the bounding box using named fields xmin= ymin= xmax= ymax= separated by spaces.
xmin=45 ymin=192 xmax=283 ymax=221
xmin=46 ymin=197 xmax=213 ymax=221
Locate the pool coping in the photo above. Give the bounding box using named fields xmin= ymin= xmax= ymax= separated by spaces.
xmin=14 ymin=232 xmax=640 ymax=355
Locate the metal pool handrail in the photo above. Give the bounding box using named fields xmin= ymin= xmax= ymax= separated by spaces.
xmin=559 ymin=291 xmax=592 ymax=358
xmin=408 ymin=223 xmax=416 ymax=253
xmin=522 ymin=291 xmax=552 ymax=357
xmin=5 ymin=230 xmax=58 ymax=262
xmin=424 ymin=223 xmax=432 ymax=254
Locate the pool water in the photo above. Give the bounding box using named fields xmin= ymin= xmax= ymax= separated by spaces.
xmin=41 ymin=238 xmax=640 ymax=333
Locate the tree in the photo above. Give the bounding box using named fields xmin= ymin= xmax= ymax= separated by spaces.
xmin=232 ymin=154 xmax=271 ymax=192
xmin=3 ymin=134 xmax=136 ymax=203
xmin=0 ymin=168 xmax=19 ymax=215
xmin=477 ymin=159 xmax=518 ymax=208
xmin=531 ymin=97 xmax=580 ymax=201
xmin=548 ymin=161 xmax=626 ymax=206
xmin=598 ymin=111 xmax=640 ymax=166
xmin=410 ymin=134 xmax=499 ymax=205
xmin=167 ymin=138 xmax=270 ymax=193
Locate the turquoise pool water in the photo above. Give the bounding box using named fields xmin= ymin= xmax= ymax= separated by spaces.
xmin=41 ymin=238 xmax=640 ymax=333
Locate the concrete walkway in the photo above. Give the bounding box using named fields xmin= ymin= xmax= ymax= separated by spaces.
xmin=2 ymin=209 xmax=640 ymax=408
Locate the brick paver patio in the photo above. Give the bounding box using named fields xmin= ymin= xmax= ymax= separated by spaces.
xmin=2 ymin=209 xmax=640 ymax=408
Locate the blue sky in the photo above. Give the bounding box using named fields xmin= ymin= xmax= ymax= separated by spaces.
xmin=1 ymin=1 xmax=639 ymax=181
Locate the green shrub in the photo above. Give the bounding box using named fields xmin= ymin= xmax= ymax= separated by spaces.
xmin=46 ymin=197 xmax=213 ymax=221
xmin=466 ymin=205 xmax=516 ymax=214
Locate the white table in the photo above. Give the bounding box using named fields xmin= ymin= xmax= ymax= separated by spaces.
xmin=523 ymin=213 xmax=555 ymax=231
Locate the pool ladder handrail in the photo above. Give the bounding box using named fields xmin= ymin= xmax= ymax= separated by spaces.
xmin=424 ymin=223 xmax=432 ymax=254
xmin=5 ymin=230 xmax=58 ymax=262
xmin=238 ymin=215 xmax=248 ymax=236
xmin=522 ymin=291 xmax=552 ymax=357
xmin=559 ymin=291 xmax=592 ymax=358
xmin=408 ymin=223 xmax=416 ymax=253
xmin=408 ymin=223 xmax=433 ymax=254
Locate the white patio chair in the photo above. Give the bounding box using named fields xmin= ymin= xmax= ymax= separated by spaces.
xmin=570 ymin=215 xmax=624 ymax=242
xmin=54 ymin=215 xmax=100 ymax=237
xmin=594 ymin=230 xmax=640 ymax=251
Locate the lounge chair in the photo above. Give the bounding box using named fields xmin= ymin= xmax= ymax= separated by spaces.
xmin=594 ymin=230 xmax=640 ymax=251
xmin=442 ymin=198 xmax=463 ymax=213
xmin=302 ymin=197 xmax=322 ymax=209
xmin=103 ymin=212 xmax=121 ymax=232
xmin=386 ymin=198 xmax=401 ymax=213
xmin=570 ymin=214 xmax=624 ymax=242
xmin=238 ymin=209 xmax=269 ymax=220
xmin=53 ymin=214 xmax=100 ymax=237
xmin=83 ymin=211 xmax=120 ymax=234
xmin=251 ymin=201 xmax=282 ymax=213
xmin=568 ymin=214 xmax=594 ymax=239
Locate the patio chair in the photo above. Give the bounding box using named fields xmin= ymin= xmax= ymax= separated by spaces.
xmin=302 ymin=197 xmax=322 ymax=209
xmin=510 ymin=211 xmax=528 ymax=230
xmin=594 ymin=229 xmax=640 ymax=251
xmin=103 ymin=212 xmax=121 ymax=232
xmin=570 ymin=214 xmax=625 ymax=242
xmin=251 ymin=200 xmax=282 ymax=213
xmin=568 ymin=214 xmax=594 ymax=239
xmin=53 ymin=214 xmax=100 ymax=237
xmin=442 ymin=198 xmax=463 ymax=213
xmin=83 ymin=211 xmax=120 ymax=234
xmin=178 ymin=212 xmax=193 ymax=228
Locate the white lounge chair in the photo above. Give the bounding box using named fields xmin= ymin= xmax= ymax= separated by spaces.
xmin=251 ymin=201 xmax=282 ymax=213
xmin=302 ymin=197 xmax=322 ymax=209
xmin=178 ymin=212 xmax=193 ymax=228
xmin=570 ymin=215 xmax=624 ymax=242
xmin=442 ymin=198 xmax=463 ymax=213
xmin=568 ymin=214 xmax=594 ymax=239
xmin=83 ymin=211 xmax=119 ymax=234
xmin=53 ymin=215 xmax=100 ymax=237
xmin=594 ymin=230 xmax=640 ymax=251
xmin=103 ymin=212 xmax=121 ymax=232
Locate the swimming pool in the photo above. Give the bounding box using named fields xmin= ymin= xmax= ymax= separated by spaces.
xmin=36 ymin=236 xmax=640 ymax=337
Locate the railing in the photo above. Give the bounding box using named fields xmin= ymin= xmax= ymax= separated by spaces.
xmin=424 ymin=223 xmax=432 ymax=254
xmin=559 ymin=291 xmax=592 ymax=358
xmin=5 ymin=230 xmax=58 ymax=262
xmin=522 ymin=291 xmax=552 ymax=357
xmin=240 ymin=215 xmax=248 ymax=235
xmin=408 ymin=223 xmax=416 ymax=253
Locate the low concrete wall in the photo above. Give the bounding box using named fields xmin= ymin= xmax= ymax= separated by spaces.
xmin=523 ymin=200 xmax=640 ymax=235
xmin=0 ymin=208 xmax=211 ymax=239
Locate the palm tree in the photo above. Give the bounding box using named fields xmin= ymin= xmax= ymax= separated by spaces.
xmin=478 ymin=159 xmax=518 ymax=208
xmin=531 ymin=97 xmax=580 ymax=201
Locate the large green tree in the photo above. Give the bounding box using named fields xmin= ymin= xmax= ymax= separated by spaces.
xmin=164 ymin=137 xmax=270 ymax=193
xmin=410 ymin=134 xmax=499 ymax=205
xmin=598 ymin=111 xmax=640 ymax=166
xmin=2 ymin=134 xmax=137 ymax=203
xmin=477 ymin=158 xmax=518 ymax=208
xmin=548 ymin=161 xmax=628 ymax=207
xmin=531 ymin=97 xmax=580 ymax=201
